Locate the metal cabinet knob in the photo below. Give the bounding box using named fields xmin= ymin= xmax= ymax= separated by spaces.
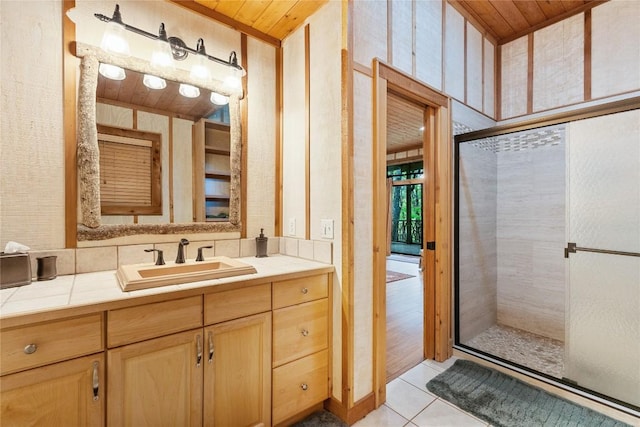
xmin=300 ymin=383 xmax=308 ymax=391
xmin=24 ymin=344 xmax=37 ymax=355
xmin=301 ymin=329 xmax=309 ymax=337
xmin=301 ymin=287 xmax=308 ymax=294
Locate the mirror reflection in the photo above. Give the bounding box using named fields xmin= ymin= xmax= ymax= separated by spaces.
xmin=74 ymin=42 xmax=242 ymax=240
xmin=97 ymin=68 xmax=228 ymax=122
xmin=96 ymin=67 xmax=230 ymax=225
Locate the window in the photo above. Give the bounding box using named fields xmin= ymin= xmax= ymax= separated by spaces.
xmin=97 ymin=125 xmax=162 ymax=215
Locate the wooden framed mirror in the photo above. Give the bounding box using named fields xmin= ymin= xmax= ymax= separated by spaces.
xmin=74 ymin=42 xmax=242 ymax=241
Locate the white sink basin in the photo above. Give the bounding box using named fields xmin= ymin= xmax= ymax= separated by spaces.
xmin=116 ymin=256 xmax=257 ymax=291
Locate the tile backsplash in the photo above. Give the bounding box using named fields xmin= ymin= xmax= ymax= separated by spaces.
xmin=27 ymin=237 xmax=333 ymax=278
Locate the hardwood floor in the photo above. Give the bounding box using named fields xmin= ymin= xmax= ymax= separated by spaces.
xmin=386 ymin=259 xmax=424 ymax=382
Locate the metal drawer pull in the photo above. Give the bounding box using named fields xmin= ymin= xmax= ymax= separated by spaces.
xmin=208 ymin=331 xmax=214 ymax=364
xmin=23 ymin=344 xmax=37 ymax=355
xmin=301 ymin=287 xmax=308 ymax=294
xmin=196 ymin=335 xmax=202 ymax=367
xmin=301 ymin=329 xmax=309 ymax=337
xmin=92 ymin=361 xmax=100 ymax=401
xmin=301 ymin=383 xmax=308 ymax=391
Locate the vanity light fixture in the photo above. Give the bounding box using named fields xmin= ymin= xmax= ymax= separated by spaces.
xmin=99 ymin=5 xmax=130 ymax=57
xmin=95 ymin=4 xmax=246 ymax=92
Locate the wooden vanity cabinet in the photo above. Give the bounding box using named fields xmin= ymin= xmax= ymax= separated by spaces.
xmin=0 ymin=314 xmax=105 ymax=426
xmin=106 ymin=296 xmax=204 ymax=426
xmin=1 ymin=353 xmax=105 ymax=426
xmin=0 ymin=271 xmax=331 ymax=427
xmin=107 ymin=329 xmax=204 ymax=426
xmin=204 ymin=312 xmax=272 ymax=427
xmin=271 ymin=274 xmax=330 ymax=425
xmin=106 ymin=285 xmax=273 ymax=427
xmin=203 ymin=284 xmax=272 ymax=427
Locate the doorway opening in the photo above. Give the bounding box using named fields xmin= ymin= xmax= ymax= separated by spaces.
xmin=372 ymin=60 xmax=452 ymax=407
xmin=384 ymin=95 xmax=427 ymax=382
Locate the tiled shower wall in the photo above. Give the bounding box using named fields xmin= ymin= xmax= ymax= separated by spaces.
xmin=458 ymin=124 xmax=566 ymax=343
xmin=496 ymin=126 xmax=566 ymax=342
xmin=457 ymin=125 xmax=498 ymax=343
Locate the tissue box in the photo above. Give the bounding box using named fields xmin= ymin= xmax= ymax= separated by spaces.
xmin=0 ymin=252 xmax=32 ymax=289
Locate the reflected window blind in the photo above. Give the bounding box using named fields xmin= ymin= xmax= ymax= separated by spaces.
xmin=99 ymin=139 xmax=152 ymax=206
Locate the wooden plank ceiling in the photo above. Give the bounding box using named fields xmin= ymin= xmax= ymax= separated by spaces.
xmin=387 ymin=93 xmax=424 ymax=154
xmin=171 ymin=0 xmax=328 ymax=46
xmin=452 ymin=0 xmax=605 ymax=44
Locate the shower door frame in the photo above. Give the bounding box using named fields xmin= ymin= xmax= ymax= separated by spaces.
xmin=453 ymin=96 xmax=640 ymax=418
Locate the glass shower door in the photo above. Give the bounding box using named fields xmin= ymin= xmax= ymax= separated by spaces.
xmin=565 ymin=110 xmax=640 ymax=408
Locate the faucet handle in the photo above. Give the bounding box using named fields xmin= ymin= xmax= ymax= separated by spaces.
xmin=196 ymin=246 xmax=213 ymax=262
xmin=144 ymin=249 xmax=165 ymax=265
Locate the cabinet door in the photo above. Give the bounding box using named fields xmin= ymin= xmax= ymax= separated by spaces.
xmin=1 ymin=353 xmax=104 ymax=426
xmin=107 ymin=329 xmax=203 ymax=427
xmin=204 ymin=312 xmax=271 ymax=427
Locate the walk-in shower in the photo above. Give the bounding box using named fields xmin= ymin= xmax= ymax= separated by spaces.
xmin=454 ymin=105 xmax=640 ymax=416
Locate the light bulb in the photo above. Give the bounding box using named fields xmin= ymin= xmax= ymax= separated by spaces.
xmin=99 ymin=63 xmax=126 ymax=80
xmin=179 ymin=84 xmax=200 ymax=98
xmin=100 ymin=21 xmax=130 ymax=56
xmin=151 ymin=39 xmax=174 ymax=70
xmin=210 ymin=92 xmax=229 ymax=106
xmin=190 ymin=55 xmax=211 ymax=83
xmin=143 ymin=74 xmax=167 ymax=90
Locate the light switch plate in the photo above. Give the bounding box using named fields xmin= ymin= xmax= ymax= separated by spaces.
xmin=288 ymin=218 xmax=296 ymax=236
xmin=320 ymin=219 xmax=334 ymax=239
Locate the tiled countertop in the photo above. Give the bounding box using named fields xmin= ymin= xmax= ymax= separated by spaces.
xmin=0 ymin=255 xmax=333 ymax=321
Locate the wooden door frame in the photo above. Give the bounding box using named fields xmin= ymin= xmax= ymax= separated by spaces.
xmin=372 ymin=60 xmax=452 ymax=407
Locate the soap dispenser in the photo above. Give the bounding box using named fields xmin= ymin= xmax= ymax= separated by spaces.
xmin=255 ymin=228 xmax=268 ymax=258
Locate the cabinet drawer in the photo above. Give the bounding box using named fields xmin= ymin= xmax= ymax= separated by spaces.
xmin=204 ymin=283 xmax=271 ymax=325
xmin=272 ymin=274 xmax=328 ymax=309
xmin=273 ymin=299 xmax=328 ymax=367
xmin=272 ymin=349 xmax=328 ymax=425
xmin=1 ymin=314 xmax=103 ymax=375
xmin=108 ymin=296 xmax=202 ymax=347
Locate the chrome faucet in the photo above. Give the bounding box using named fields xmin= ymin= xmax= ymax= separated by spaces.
xmin=176 ymin=238 xmax=189 ymax=264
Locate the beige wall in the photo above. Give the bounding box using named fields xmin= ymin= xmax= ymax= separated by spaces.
xmin=1 ymin=1 xmax=65 ymax=250
xmin=350 ymin=0 xmax=496 ymax=402
xmin=280 ymin=0 xmax=343 ymax=400
xmin=501 ymin=0 xmax=640 ymax=120
xmin=0 ymin=0 xmax=276 ymax=250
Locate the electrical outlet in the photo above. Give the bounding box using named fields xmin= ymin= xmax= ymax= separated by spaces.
xmin=288 ymin=218 xmax=296 ymax=236
xmin=321 ymin=219 xmax=334 ymax=239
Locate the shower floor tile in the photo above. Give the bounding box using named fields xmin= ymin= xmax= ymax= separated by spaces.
xmin=466 ymin=324 xmax=564 ymax=378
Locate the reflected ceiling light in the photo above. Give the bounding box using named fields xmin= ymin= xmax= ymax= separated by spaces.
xmin=210 ymin=92 xmax=229 ymax=106
xmin=95 ymin=4 xmax=245 ymax=86
xmin=143 ymin=74 xmax=167 ymax=90
xmin=179 ymin=84 xmax=200 ymax=98
xmin=99 ymin=63 xmax=126 ymax=80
